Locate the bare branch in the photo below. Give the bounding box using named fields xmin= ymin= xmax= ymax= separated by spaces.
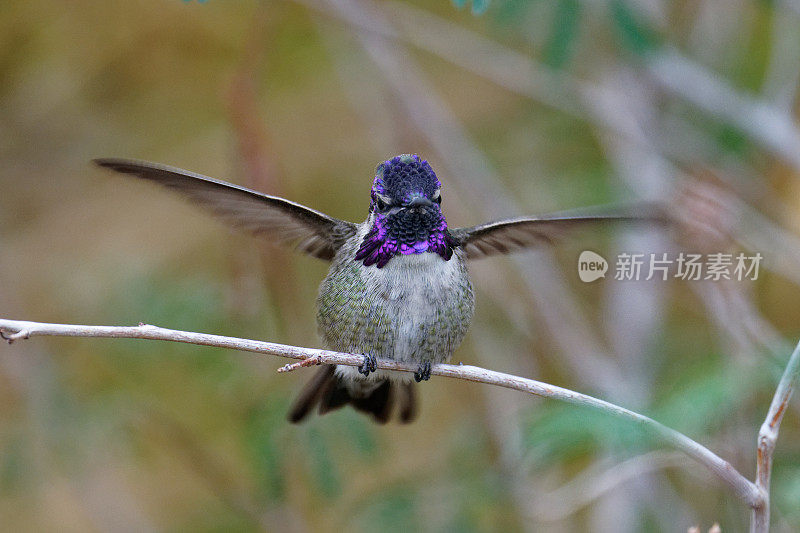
xmin=0 ymin=317 xmax=762 ymax=509
xmin=752 ymin=338 xmax=800 ymax=532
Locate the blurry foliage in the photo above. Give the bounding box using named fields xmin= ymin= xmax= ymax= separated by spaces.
xmin=544 ymin=0 xmax=582 ymax=69
xmin=247 ymin=400 xmax=291 ymax=501
xmin=351 ymin=487 xmax=417 ymax=532
xmin=452 ymin=0 xmax=491 ymax=16
xmin=0 ymin=434 xmax=26 ymax=494
xmin=492 ymin=0 xmax=659 ymax=58
xmin=652 ymin=356 xmax=765 ymax=436
xmin=607 ymin=0 xmax=660 ymax=54
xmin=524 ymin=402 xmax=657 ymax=468
xmin=775 ymin=465 xmax=800 ymax=524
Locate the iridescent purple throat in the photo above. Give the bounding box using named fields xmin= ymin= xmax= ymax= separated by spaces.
xmin=354 ymin=214 xmax=455 ymax=269
xmin=356 ymin=154 xmax=454 ymax=268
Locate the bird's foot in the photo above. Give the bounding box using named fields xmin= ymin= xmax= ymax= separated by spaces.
xmin=414 ymin=362 xmax=432 ymax=382
xmin=358 ymin=354 xmax=377 ymax=377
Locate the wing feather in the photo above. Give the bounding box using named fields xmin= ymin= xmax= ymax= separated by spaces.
xmin=450 ymin=204 xmax=665 ymax=260
xmin=94 ymin=158 xmax=357 ymax=260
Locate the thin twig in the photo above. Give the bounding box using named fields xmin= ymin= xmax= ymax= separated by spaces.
xmin=752 ymin=339 xmax=800 ymax=532
xmin=0 ymin=318 xmax=762 ymax=509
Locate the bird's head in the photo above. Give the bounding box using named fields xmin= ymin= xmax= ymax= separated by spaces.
xmin=370 ymin=154 xmax=442 ymax=214
xmin=356 ymin=154 xmax=455 ymax=268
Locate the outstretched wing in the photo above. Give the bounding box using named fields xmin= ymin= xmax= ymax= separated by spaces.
xmin=449 ymin=204 xmax=665 ymax=260
xmin=94 ymin=158 xmax=357 ymax=260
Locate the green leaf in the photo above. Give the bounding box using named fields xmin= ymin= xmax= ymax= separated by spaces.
xmin=494 ymin=0 xmax=540 ymax=24
xmin=652 ymin=357 xmax=770 ymax=436
xmin=472 ymin=0 xmax=491 ymax=15
xmin=354 ymin=487 xmax=418 ymax=532
xmin=544 ymin=0 xmax=582 ymax=69
xmin=523 ymin=403 xmax=652 ymax=465
xmin=451 ymin=0 xmax=490 ymax=15
xmin=609 ymin=0 xmax=658 ymax=54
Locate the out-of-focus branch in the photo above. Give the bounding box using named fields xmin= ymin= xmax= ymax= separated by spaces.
xmin=752 ymin=339 xmax=800 ymax=532
xmin=226 ymin=4 xmax=279 ymax=193
xmin=0 ymin=318 xmax=763 ymax=509
xmin=224 ymin=5 xmax=306 ymax=332
xmin=377 ymin=1 xmax=800 ymax=176
xmin=763 ymin=0 xmax=800 ymax=109
xmin=785 ymin=0 xmax=800 ymax=16
xmin=579 ymin=0 xmax=800 ymax=172
xmin=644 ymin=48 xmax=800 ymax=171
xmin=300 ymin=0 xmax=584 ymax=116
xmin=383 ymin=1 xmax=581 ymax=115
xmin=531 ymin=451 xmax=689 ymax=522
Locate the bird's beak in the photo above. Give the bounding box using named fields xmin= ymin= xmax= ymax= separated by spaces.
xmin=406 ymin=197 xmax=433 ymax=209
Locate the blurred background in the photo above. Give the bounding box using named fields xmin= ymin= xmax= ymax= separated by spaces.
xmin=2 ymin=0 xmax=800 ymax=531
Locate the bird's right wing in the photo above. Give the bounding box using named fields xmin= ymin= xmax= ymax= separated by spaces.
xmin=94 ymin=158 xmax=358 ymax=261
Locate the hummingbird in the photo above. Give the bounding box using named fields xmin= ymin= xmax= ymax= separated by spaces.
xmin=95 ymin=154 xmax=655 ymax=424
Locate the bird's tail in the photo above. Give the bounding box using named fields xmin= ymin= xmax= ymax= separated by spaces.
xmin=287 ymin=365 xmax=417 ymax=424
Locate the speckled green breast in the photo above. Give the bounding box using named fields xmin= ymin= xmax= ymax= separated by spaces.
xmin=316 ymin=234 xmax=474 ymax=367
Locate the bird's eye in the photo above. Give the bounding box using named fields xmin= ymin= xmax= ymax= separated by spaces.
xmin=375 ymin=198 xmax=388 ymax=212
xmin=434 ymin=195 xmax=442 ymax=204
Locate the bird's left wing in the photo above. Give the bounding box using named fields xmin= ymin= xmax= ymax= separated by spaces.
xmin=94 ymin=158 xmax=358 ymax=261
xmin=449 ymin=205 xmax=665 ymax=260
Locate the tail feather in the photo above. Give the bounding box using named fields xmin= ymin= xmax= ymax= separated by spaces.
xmin=287 ymin=365 xmax=336 ymax=423
xmin=317 ymin=374 xmax=352 ymax=415
xmin=349 ymin=379 xmax=392 ymax=424
xmin=287 ymin=366 xmax=415 ymax=424
xmin=397 ymin=382 xmax=418 ymax=424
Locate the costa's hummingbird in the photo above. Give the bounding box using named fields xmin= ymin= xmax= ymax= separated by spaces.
xmin=95 ymin=154 xmax=653 ymax=423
